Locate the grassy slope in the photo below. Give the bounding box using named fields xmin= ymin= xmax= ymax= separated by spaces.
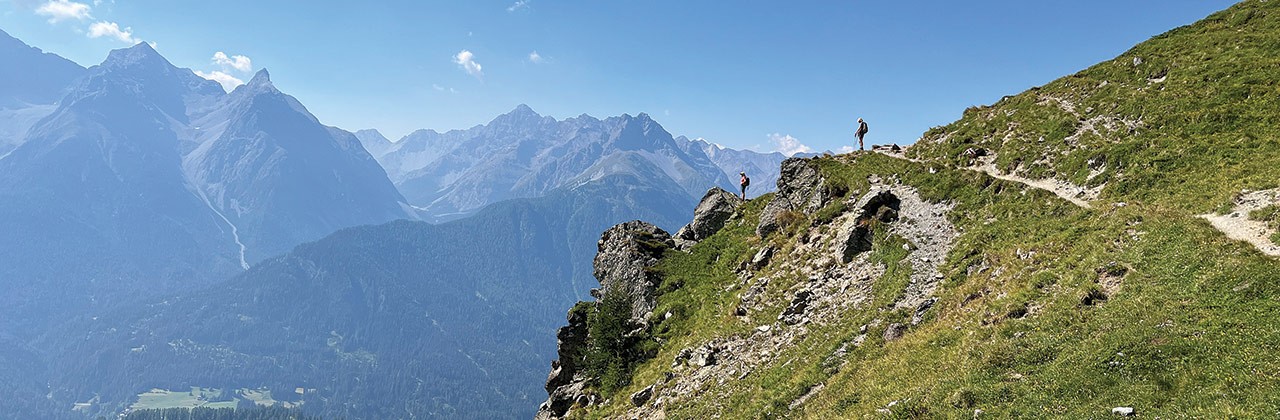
xmin=909 ymin=0 xmax=1280 ymax=213
xmin=572 ymin=1 xmax=1280 ymax=418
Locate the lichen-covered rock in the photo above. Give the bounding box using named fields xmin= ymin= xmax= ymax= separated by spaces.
xmin=836 ymin=188 xmax=905 ymax=262
xmin=758 ymin=158 xmax=827 ymax=237
xmin=536 ymin=379 xmax=586 ymax=420
xmin=537 ymin=304 xmax=591 ymax=419
xmin=594 ymin=221 xmax=675 ymax=321
xmin=838 ymin=220 xmax=874 ymax=263
xmin=853 ymin=188 xmax=901 ymax=222
xmin=674 ymin=187 xmax=743 ymax=247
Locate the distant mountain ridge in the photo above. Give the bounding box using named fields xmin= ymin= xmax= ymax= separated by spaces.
xmin=360 ymin=105 xmax=787 ymax=221
xmin=0 ymin=28 xmax=86 ymax=157
xmin=0 ymin=42 xmax=412 ymax=335
xmin=679 ymin=136 xmax=788 ymax=199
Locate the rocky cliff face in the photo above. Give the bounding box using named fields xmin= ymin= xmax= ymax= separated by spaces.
xmin=537 ymin=191 xmax=742 ymax=419
xmin=537 ymin=221 xmax=675 ymax=419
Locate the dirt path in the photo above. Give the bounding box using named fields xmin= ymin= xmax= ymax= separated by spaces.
xmin=873 ymin=150 xmax=1280 ymax=257
xmin=873 ymin=150 xmax=1095 ymax=209
xmin=972 ymin=163 xmax=1097 ymax=209
xmin=1197 ymin=190 xmax=1280 ymax=258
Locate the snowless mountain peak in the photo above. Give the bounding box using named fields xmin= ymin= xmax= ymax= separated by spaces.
xmin=490 ymin=103 xmax=548 ymax=126
xmin=511 ymin=103 xmax=538 ymax=116
xmin=102 ymin=42 xmax=167 ymax=70
xmin=247 ymin=68 xmax=272 ymax=87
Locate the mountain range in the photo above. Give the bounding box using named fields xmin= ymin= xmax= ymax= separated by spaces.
xmin=0 ymin=38 xmax=412 ymax=337
xmin=358 ymin=106 xmax=787 ymax=222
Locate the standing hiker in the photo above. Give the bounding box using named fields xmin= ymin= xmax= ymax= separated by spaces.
xmin=739 ymin=171 xmax=750 ymax=200
xmin=855 ymin=117 xmax=869 ymax=151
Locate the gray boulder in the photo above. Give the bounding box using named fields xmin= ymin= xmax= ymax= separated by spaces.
xmin=883 ymin=323 xmax=907 ymax=341
xmin=750 ymin=246 xmax=775 ymax=270
xmin=757 ymin=158 xmax=827 ymax=237
xmin=837 ymin=189 xmax=904 ymax=262
xmin=674 ymin=187 xmax=743 ymax=246
xmin=630 ymin=385 xmax=655 ymax=407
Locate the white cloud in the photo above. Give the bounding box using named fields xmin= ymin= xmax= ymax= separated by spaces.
xmin=212 ymin=51 xmax=252 ymax=73
xmin=768 ymin=133 xmax=813 ymax=156
xmin=87 ymin=20 xmax=137 ymax=44
xmin=507 ymin=0 xmax=529 ymax=12
xmin=837 ymin=145 xmax=857 ymax=154
xmin=195 ymin=70 xmax=244 ymax=92
xmin=528 ymin=50 xmax=544 ymax=64
xmin=453 ymin=49 xmax=483 ymax=79
xmin=35 ymin=0 xmax=91 ymax=23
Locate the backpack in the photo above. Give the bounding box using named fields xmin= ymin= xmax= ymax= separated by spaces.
xmin=742 ymin=176 xmax=751 ymax=187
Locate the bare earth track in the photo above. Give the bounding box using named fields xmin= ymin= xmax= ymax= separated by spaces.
xmin=876 ymin=149 xmax=1279 ymax=257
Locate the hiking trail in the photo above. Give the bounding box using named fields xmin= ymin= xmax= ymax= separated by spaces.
xmin=874 ymin=149 xmax=1095 ymax=209
xmin=875 ymin=149 xmax=1280 ymax=257
xmin=1197 ymin=189 xmax=1280 ymax=258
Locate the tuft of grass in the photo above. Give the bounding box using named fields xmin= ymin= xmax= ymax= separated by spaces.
xmin=1251 ymin=204 xmax=1280 ymax=245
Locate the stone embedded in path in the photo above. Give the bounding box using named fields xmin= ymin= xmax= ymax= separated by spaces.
xmin=1111 ymin=406 xmax=1135 ymax=416
xmin=630 ymin=385 xmax=654 ymax=407
xmin=883 ymin=323 xmax=907 ymax=341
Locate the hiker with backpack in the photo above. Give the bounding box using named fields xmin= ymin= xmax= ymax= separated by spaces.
xmin=740 ymin=172 xmax=750 ymax=200
xmin=856 ymin=117 xmax=869 ymax=151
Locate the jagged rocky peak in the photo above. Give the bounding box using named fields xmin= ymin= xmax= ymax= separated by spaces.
xmin=101 ymin=42 xmax=166 ymax=70
xmin=491 ymin=103 xmax=545 ymax=125
xmin=674 ymin=187 xmax=744 ymax=248
xmin=247 ymin=68 xmax=272 ymax=87
xmin=93 ymin=43 xmax=179 ymax=91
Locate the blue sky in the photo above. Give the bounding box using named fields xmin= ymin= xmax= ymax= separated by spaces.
xmin=2 ymin=0 xmax=1238 ymax=153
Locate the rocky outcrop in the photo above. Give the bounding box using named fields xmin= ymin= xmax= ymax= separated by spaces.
xmin=837 ymin=187 xmax=903 ymax=262
xmin=758 ymin=158 xmax=828 ymax=237
xmin=674 ymin=187 xmax=744 ymax=249
xmin=543 ymin=306 xmax=589 ymax=401
xmin=593 ymin=221 xmax=675 ymax=321
xmin=537 ymin=221 xmax=675 ymax=419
